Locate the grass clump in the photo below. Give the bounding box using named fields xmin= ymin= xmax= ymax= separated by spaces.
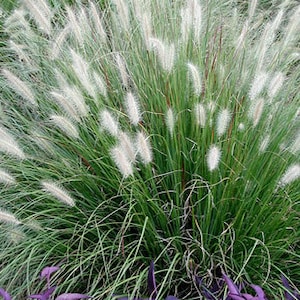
xmin=0 ymin=0 xmax=299 ymax=298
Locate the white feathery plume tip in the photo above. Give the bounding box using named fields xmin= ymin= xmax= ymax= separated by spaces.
xmin=2 ymin=68 xmax=36 ymax=106
xmin=93 ymin=71 xmax=107 ymax=98
xmin=166 ymin=107 xmax=175 ymax=136
xmin=267 ymin=72 xmax=285 ymax=99
xmin=0 ymin=126 xmax=26 ymax=159
xmin=187 ymin=63 xmax=202 ymax=96
xmin=63 ymin=85 xmax=89 ymax=118
xmin=100 ymin=110 xmax=119 ymax=136
xmin=251 ymin=98 xmax=265 ymax=127
xmin=290 ymin=132 xmax=300 ymax=154
xmin=116 ymin=53 xmax=129 ymax=88
xmin=50 ymin=24 xmax=70 ymax=60
xmin=90 ymin=2 xmax=107 ymax=42
xmin=50 ymin=115 xmax=79 ymax=139
xmin=111 ymin=145 xmax=133 ymax=178
xmin=259 ymin=135 xmax=270 ymax=153
xmin=0 ymin=169 xmax=16 ymax=186
xmin=194 ymin=103 xmax=206 ymax=128
xmin=207 ymin=145 xmax=221 ymax=172
xmin=140 ymin=13 xmax=153 ymax=50
xmin=50 ymin=90 xmax=80 ymax=122
xmin=216 ymin=108 xmax=231 ymax=137
xmin=66 ymin=6 xmax=83 ymax=45
xmin=149 ymin=38 xmax=175 ymax=73
xmin=278 ymin=164 xmax=300 ymax=188
xmin=125 ymin=92 xmax=141 ymax=125
xmin=0 ymin=210 xmax=21 ymax=225
xmin=41 ymin=181 xmax=76 ymax=207
xmin=70 ymin=48 xmax=96 ymax=97
xmin=23 ymin=0 xmax=52 ymax=35
xmin=249 ymin=72 xmax=268 ymax=101
xmin=136 ymin=131 xmax=152 ymax=164
xmin=189 ymin=0 xmax=202 ymax=41
xmin=119 ymin=131 xmax=136 ymax=163
xmin=113 ymin=0 xmax=130 ymax=31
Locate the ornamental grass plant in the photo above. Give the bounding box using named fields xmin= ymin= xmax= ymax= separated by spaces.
xmin=0 ymin=0 xmax=299 ymax=299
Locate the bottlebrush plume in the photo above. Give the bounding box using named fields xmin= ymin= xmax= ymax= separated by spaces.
xmin=166 ymin=107 xmax=175 ymax=136
xmin=115 ymin=53 xmax=129 ymax=88
xmin=50 ymin=115 xmax=79 ymax=139
xmin=216 ymin=108 xmax=231 ymax=137
xmin=50 ymin=25 xmax=70 ymax=60
xmin=149 ymin=38 xmax=175 ymax=73
xmin=0 ymin=126 xmax=26 ymax=159
xmin=278 ymin=164 xmax=300 ymax=187
xmin=100 ymin=110 xmax=119 ymax=136
xmin=0 ymin=210 xmax=21 ymax=225
xmin=41 ymin=181 xmax=76 ymax=207
xmin=259 ymin=135 xmax=270 ymax=153
xmin=187 ymin=63 xmax=202 ymax=96
xmin=2 ymin=68 xmax=36 ymax=106
xmin=70 ymin=49 xmax=96 ymax=98
xmin=251 ymin=98 xmax=265 ymax=127
xmin=90 ymin=2 xmax=107 ymax=42
xmin=136 ymin=131 xmax=152 ymax=164
xmin=194 ymin=103 xmax=206 ymax=127
xmin=23 ymin=0 xmax=52 ymax=35
xmin=113 ymin=0 xmax=130 ymax=31
xmin=92 ymin=71 xmax=107 ymax=98
xmin=249 ymin=72 xmax=268 ymax=101
xmin=66 ymin=6 xmax=83 ymax=45
xmin=207 ymin=145 xmax=221 ymax=171
xmin=0 ymin=169 xmax=16 ymax=186
xmin=119 ymin=131 xmax=136 ymax=163
xmin=50 ymin=91 xmax=80 ymax=122
xmin=111 ymin=145 xmax=133 ymax=178
xmin=267 ymin=72 xmax=285 ymax=99
xmin=125 ymin=92 xmax=141 ymax=125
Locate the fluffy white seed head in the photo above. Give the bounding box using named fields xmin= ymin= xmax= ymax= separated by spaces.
xmin=125 ymin=92 xmax=141 ymax=125
xmin=100 ymin=110 xmax=119 ymax=136
xmin=119 ymin=131 xmax=136 ymax=163
xmin=9 ymin=40 xmax=34 ymax=68
xmin=66 ymin=6 xmax=83 ymax=45
xmin=50 ymin=115 xmax=79 ymax=139
xmin=216 ymin=108 xmax=231 ymax=137
xmin=90 ymin=1 xmax=107 ymax=42
xmin=248 ymin=0 xmax=258 ymax=19
xmin=249 ymin=72 xmax=268 ymax=101
xmin=2 ymin=68 xmax=36 ymax=106
xmin=50 ymin=91 xmax=80 ymax=122
xmin=23 ymin=0 xmax=52 ymax=35
xmin=207 ymin=145 xmax=221 ymax=172
xmin=166 ymin=107 xmax=176 ymax=136
xmin=70 ymin=49 xmax=96 ymax=97
xmin=115 ymin=53 xmax=129 ymax=88
xmin=41 ymin=181 xmax=75 ymax=207
xmin=194 ymin=103 xmax=206 ymax=128
xmin=0 ymin=210 xmax=21 ymax=225
xmin=0 ymin=126 xmax=26 ymax=159
xmin=187 ymin=63 xmax=202 ymax=96
xmin=93 ymin=71 xmax=107 ymax=98
xmin=267 ymin=72 xmax=285 ymax=99
xmin=289 ymin=132 xmax=300 ymax=155
xmin=0 ymin=169 xmax=16 ymax=186
xmin=136 ymin=131 xmax=152 ymax=164
xmin=278 ymin=164 xmax=300 ymax=188
xmin=113 ymin=0 xmax=130 ymax=31
xmin=238 ymin=123 xmax=245 ymax=131
xmin=149 ymin=38 xmax=175 ymax=73
xmin=63 ymin=85 xmax=89 ymax=118
xmin=111 ymin=145 xmax=133 ymax=178
xmin=259 ymin=135 xmax=270 ymax=153
xmin=50 ymin=25 xmax=70 ymax=60
xmin=140 ymin=12 xmax=153 ymax=50
xmin=250 ymin=98 xmax=265 ymax=127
